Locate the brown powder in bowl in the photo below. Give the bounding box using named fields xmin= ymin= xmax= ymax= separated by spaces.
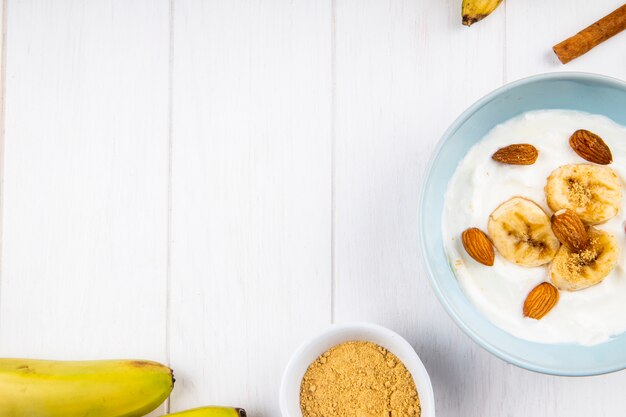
xmin=300 ymin=341 xmax=420 ymax=417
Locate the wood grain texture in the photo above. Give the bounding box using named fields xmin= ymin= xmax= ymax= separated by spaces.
xmin=333 ymin=1 xmax=513 ymax=417
xmin=506 ymin=0 xmax=626 ymax=80
xmin=0 ymin=1 xmax=625 ymax=417
xmin=0 ymin=4 xmax=169 ymax=417
xmin=168 ymin=0 xmax=332 ymax=414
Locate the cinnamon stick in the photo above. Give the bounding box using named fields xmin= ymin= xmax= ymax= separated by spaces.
xmin=553 ymin=4 xmax=626 ymax=64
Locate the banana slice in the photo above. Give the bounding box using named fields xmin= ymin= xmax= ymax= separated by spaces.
xmin=488 ymin=197 xmax=560 ymax=267
xmin=545 ymin=164 xmax=622 ymax=224
xmin=550 ymin=227 xmax=619 ymax=291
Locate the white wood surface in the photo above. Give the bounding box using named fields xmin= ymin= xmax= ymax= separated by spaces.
xmin=0 ymin=0 xmax=170 ymax=415
xmin=1 ymin=0 xmax=626 ymax=416
xmin=168 ymin=0 xmax=331 ymax=414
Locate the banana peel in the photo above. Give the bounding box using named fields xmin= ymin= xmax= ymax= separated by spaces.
xmin=0 ymin=358 xmax=174 ymax=417
xmin=166 ymin=407 xmax=247 ymax=417
xmin=462 ymin=0 xmax=503 ymax=26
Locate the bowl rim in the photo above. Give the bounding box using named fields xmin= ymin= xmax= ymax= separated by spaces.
xmin=418 ymin=71 xmax=626 ymax=377
xmin=279 ymin=322 xmax=435 ymax=417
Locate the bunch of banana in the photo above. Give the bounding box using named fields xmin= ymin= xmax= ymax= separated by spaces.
xmin=0 ymin=358 xmax=174 ymax=417
xmin=488 ymin=197 xmax=561 ymax=267
xmin=166 ymin=407 xmax=247 ymax=417
xmin=462 ymin=0 xmax=504 ymax=26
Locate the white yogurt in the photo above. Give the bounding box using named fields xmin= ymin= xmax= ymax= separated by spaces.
xmin=442 ymin=110 xmax=626 ymax=345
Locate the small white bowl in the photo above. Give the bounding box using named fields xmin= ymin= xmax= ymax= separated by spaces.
xmin=279 ymin=322 xmax=435 ymax=417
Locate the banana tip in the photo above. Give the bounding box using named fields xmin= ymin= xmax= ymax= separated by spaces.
xmin=462 ymin=14 xmax=486 ymax=26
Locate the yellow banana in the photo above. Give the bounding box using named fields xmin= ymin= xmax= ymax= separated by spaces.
xmin=166 ymin=406 xmax=247 ymax=417
xmin=0 ymin=358 xmax=174 ymax=417
xmin=462 ymin=0 xmax=504 ymax=26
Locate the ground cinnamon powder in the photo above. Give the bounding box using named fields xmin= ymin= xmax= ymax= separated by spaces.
xmin=300 ymin=341 xmax=420 ymax=417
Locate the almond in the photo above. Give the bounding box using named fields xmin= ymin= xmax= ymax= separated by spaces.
xmin=492 ymin=144 xmax=538 ymax=165
xmin=551 ymin=209 xmax=588 ymax=252
xmin=461 ymin=227 xmax=494 ymax=266
xmin=569 ymin=129 xmax=612 ymax=165
xmin=523 ymin=282 xmax=559 ymax=320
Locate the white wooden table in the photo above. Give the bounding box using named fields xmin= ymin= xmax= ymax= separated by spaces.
xmin=1 ymin=1 xmax=625 ymax=416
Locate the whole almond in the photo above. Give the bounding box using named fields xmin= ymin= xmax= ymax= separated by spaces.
xmin=492 ymin=144 xmax=539 ymax=165
xmin=569 ymin=129 xmax=612 ymax=165
xmin=551 ymin=209 xmax=588 ymax=252
xmin=461 ymin=227 xmax=494 ymax=266
xmin=523 ymin=282 xmax=559 ymax=320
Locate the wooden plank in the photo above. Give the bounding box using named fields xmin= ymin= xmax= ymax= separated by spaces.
xmin=506 ymin=0 xmax=626 ymax=81
xmin=0 ymin=0 xmax=5 ymax=333
xmin=0 ymin=2 xmax=170 ymax=415
xmin=502 ymin=1 xmax=626 ymax=416
xmin=333 ymin=0 xmax=506 ymax=416
xmin=168 ymin=0 xmax=332 ymax=413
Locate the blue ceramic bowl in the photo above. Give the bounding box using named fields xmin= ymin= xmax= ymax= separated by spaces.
xmin=419 ymin=72 xmax=626 ymax=376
